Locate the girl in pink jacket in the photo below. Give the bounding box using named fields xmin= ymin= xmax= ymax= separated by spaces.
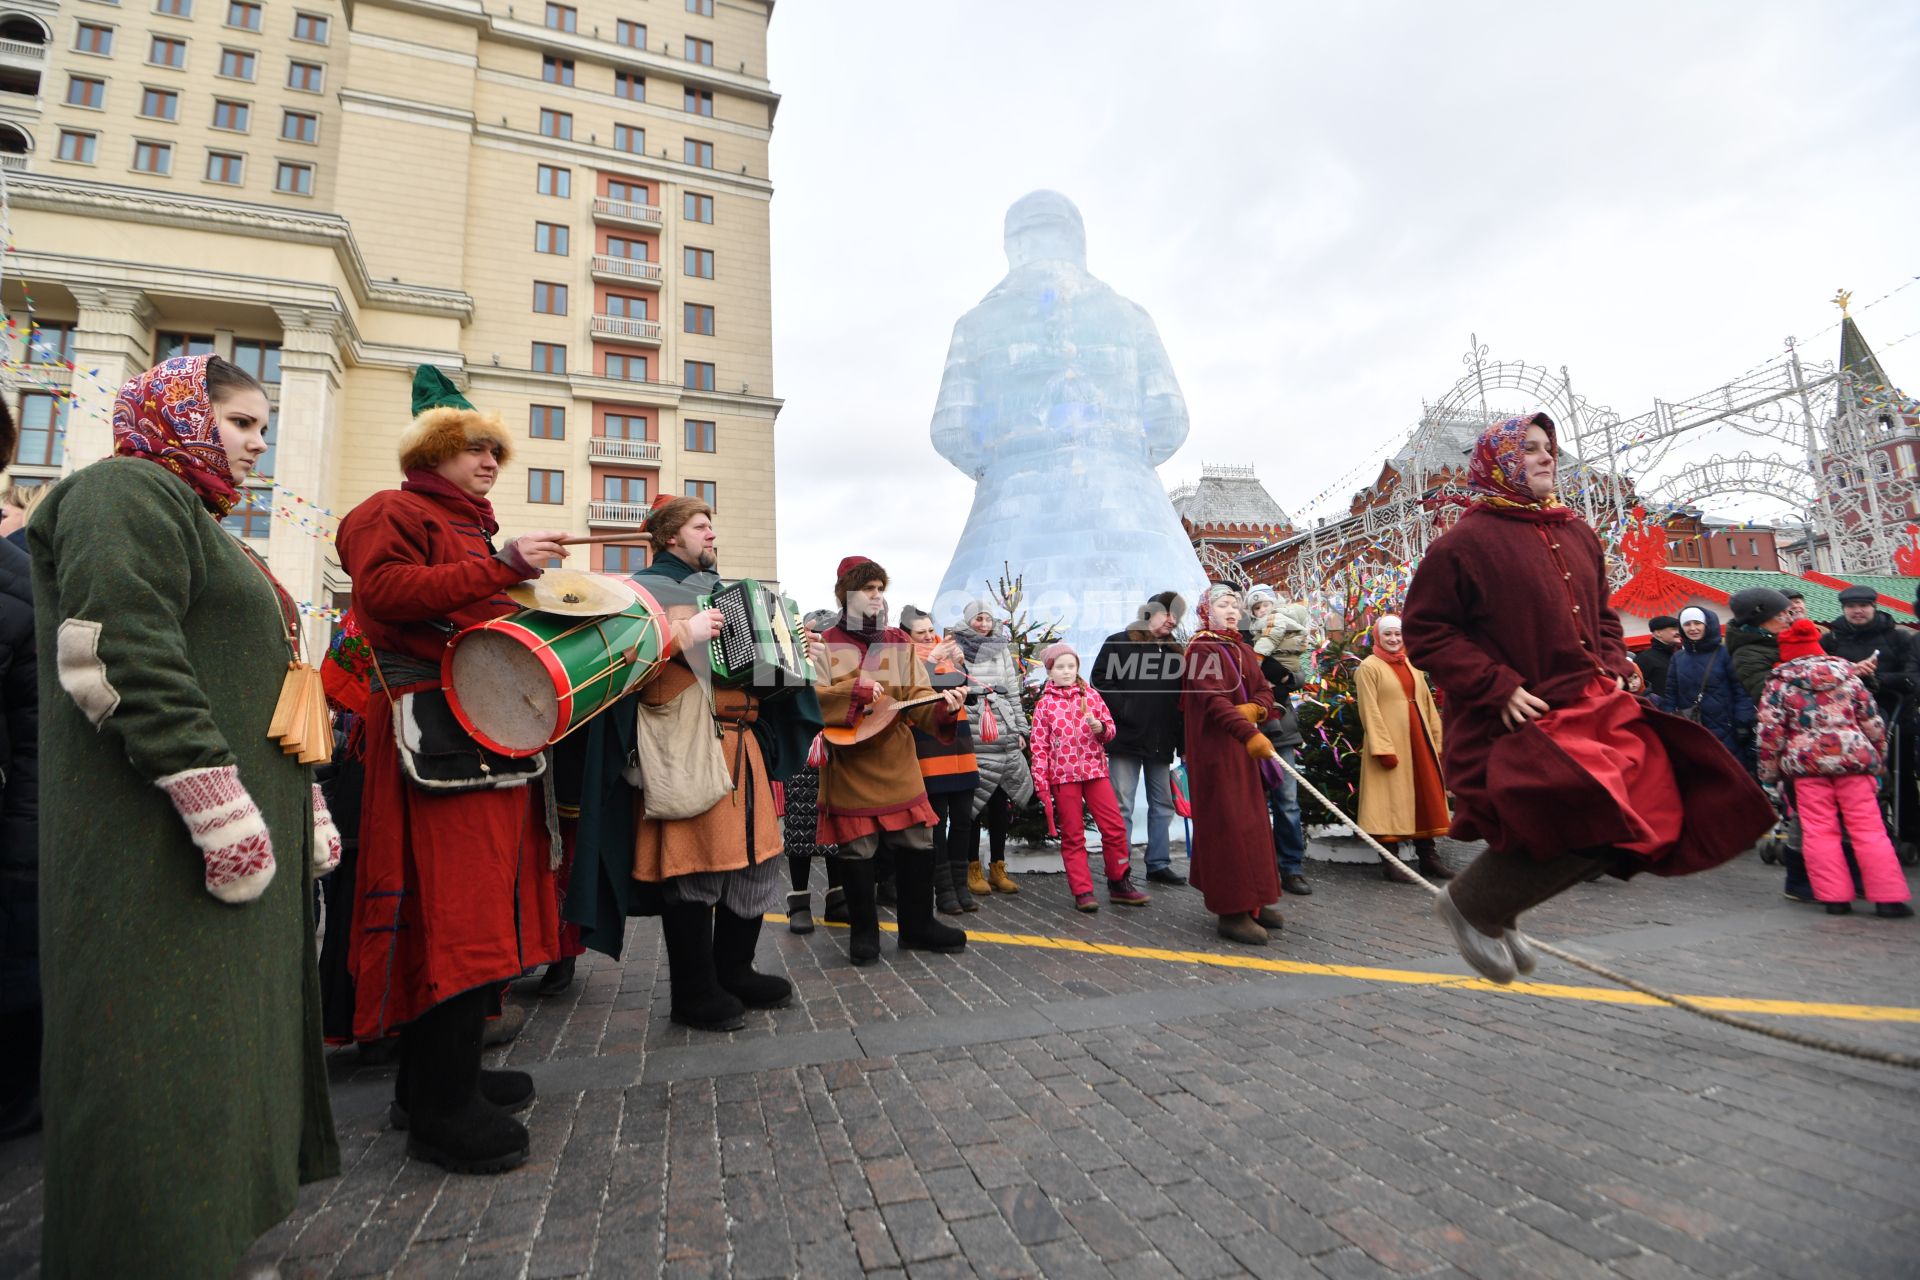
xmin=1031 ymin=643 xmax=1151 ymax=911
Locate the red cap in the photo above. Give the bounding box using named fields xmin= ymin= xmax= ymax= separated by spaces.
xmin=1777 ymin=618 xmax=1825 ymax=663
xmin=837 ymin=555 xmax=873 ymax=580
xmin=650 ymin=494 xmax=676 ymax=511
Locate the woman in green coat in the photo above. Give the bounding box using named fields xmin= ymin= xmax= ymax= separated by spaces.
xmin=30 ymin=354 xmax=341 ymax=1279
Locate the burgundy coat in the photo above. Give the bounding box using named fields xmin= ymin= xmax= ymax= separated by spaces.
xmin=1402 ymin=507 xmax=1772 ymax=874
xmin=1182 ymin=630 xmax=1281 ymax=914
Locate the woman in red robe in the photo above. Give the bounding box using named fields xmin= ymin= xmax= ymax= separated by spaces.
xmin=337 ymin=368 xmax=570 ymax=1175
xmin=1182 ymin=585 xmax=1284 ymax=945
xmin=1403 ymin=414 xmax=1773 ymax=983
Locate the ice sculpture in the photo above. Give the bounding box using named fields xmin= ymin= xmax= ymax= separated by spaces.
xmin=931 ymin=191 xmax=1208 ymax=658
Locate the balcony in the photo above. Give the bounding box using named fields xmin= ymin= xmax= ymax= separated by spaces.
xmin=588 ymin=500 xmax=650 ymax=527
xmin=589 ymin=437 xmax=663 ymax=465
xmin=592 ymin=314 xmax=663 ymax=345
xmin=591 ymin=197 xmax=662 ymax=229
xmin=591 ymin=255 xmax=663 ymax=288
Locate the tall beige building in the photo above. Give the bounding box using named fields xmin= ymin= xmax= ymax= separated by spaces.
xmin=2 ymin=0 xmax=780 ymax=642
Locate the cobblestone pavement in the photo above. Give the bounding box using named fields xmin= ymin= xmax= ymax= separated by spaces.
xmin=4 ymin=842 xmax=1920 ymax=1278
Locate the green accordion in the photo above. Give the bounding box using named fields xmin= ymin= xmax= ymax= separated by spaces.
xmin=700 ymin=577 xmax=815 ymax=689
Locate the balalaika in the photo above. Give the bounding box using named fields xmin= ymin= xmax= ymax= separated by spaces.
xmin=699 ymin=577 xmax=815 ymax=689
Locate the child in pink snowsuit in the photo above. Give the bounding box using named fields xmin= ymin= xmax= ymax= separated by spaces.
xmin=1031 ymin=643 xmax=1151 ymax=912
xmin=1757 ymin=619 xmax=1914 ymax=918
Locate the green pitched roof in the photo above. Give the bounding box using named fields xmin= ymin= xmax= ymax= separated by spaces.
xmin=1817 ymin=574 xmax=1920 ymax=616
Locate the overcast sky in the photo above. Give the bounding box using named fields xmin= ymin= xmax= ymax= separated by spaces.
xmin=764 ymin=0 xmax=1920 ymax=613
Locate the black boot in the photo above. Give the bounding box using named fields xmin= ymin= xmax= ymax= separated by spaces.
xmin=837 ymin=858 xmax=882 ymax=965
xmin=950 ymin=843 xmax=979 ymax=914
xmin=931 ymin=840 xmax=962 ymax=915
xmin=895 ymin=849 xmax=966 ymax=953
xmin=535 ymin=955 xmax=577 ymax=997
xmin=1415 ymin=839 xmax=1456 ymax=882
xmin=713 ymin=906 xmax=793 ymax=1008
xmin=822 ymin=885 xmax=849 ymax=925
xmin=390 ymin=1067 xmax=536 ymax=1131
xmin=660 ymin=903 xmax=747 ymax=1031
xmin=786 ymin=889 xmax=814 ymax=934
xmin=402 ymin=989 xmax=530 ymax=1175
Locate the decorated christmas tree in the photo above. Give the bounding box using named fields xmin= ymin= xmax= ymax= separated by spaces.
xmin=1293 ymin=633 xmax=1367 ymax=828
xmin=984 ymin=564 xmax=1064 ymax=846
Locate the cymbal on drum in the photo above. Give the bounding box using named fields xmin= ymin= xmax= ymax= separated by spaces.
xmin=506 ymin=569 xmax=635 ymax=617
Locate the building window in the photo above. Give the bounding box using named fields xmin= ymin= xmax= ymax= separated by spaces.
xmin=604 ymin=475 xmax=647 ymax=503
xmin=140 ymin=87 xmax=180 ymax=120
xmin=287 ymin=60 xmax=323 ymax=92
xmin=536 ymin=163 xmax=571 ymax=197
xmin=683 ymin=247 xmax=713 ymax=278
xmin=605 ymin=293 xmax=647 ymax=320
xmin=684 ymin=419 xmax=716 ymax=452
xmin=605 ymin=353 xmax=647 ymax=382
xmin=205 ymin=150 xmax=244 ymax=184
xmin=75 ymin=24 xmax=115 ymax=56
xmin=684 ymin=303 xmax=714 ymax=336
xmin=684 ymin=480 xmax=716 ymax=505
xmin=530 ymin=405 xmax=565 ymax=439
xmin=615 ymin=19 xmax=645 ymax=48
xmin=292 ymin=12 xmax=329 ymax=43
xmin=534 ymin=222 xmax=569 ymax=254
xmin=220 ymin=48 xmax=256 ymax=80
xmin=156 ymin=0 xmax=193 ymax=16
xmin=683 ymin=192 xmax=714 ymax=223
xmin=280 ymin=109 xmax=316 ymax=142
xmin=605 ymin=235 xmax=648 ymax=261
xmin=532 ymin=281 xmax=568 ymax=315
xmin=544 ymin=3 xmax=575 ymax=32
xmin=684 ymin=36 xmax=712 ymax=65
xmin=603 ymin=543 xmax=646 ymax=574
xmin=614 ymin=70 xmax=644 ymax=100
xmin=683 ymin=361 xmax=715 ymax=391
xmin=17 ymin=394 xmax=68 ymax=466
xmin=26 ymin=324 xmax=75 ymax=365
xmin=529 ymin=469 xmax=564 ymax=504
xmin=683 ymin=138 xmax=713 ymax=168
xmin=214 ymin=99 xmax=251 ymax=131
xmin=531 ymin=341 xmax=567 ymax=373
xmin=542 ymin=55 xmax=573 ymax=85
xmin=67 ymin=76 xmax=106 ymax=109
xmin=222 ymin=506 xmax=272 ymax=539
xmin=157 ymin=332 xmax=217 ymax=359
xmin=133 ymin=139 xmax=173 ymax=174
xmin=274 ymin=160 xmax=313 ymax=194
xmin=539 ymin=109 xmax=572 ymax=139
xmin=687 ymin=0 xmax=713 ymax=14
xmin=604 ymin=412 xmax=647 ymax=439
xmin=149 ymin=35 xmax=187 ymax=69
xmin=231 ymin=338 xmax=281 ymax=383
xmin=226 ymin=1 xmax=261 ymax=31
xmin=606 ymin=178 xmax=648 ymax=204
xmin=684 ymin=87 xmax=713 ymax=116
xmin=613 ymin=122 xmax=644 ymax=153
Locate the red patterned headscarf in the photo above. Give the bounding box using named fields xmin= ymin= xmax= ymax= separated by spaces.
xmin=112 ymin=354 xmax=241 ymax=516
xmin=1461 ymin=412 xmax=1573 ymax=524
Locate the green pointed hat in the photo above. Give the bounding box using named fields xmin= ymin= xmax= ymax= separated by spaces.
xmin=410 ymin=365 xmax=475 ymax=417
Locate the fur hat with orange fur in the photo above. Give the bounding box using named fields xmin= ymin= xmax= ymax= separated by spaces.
xmin=397 ymin=365 xmax=513 ymax=472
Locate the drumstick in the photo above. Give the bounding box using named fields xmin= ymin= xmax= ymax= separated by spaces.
xmin=557 ymin=532 xmax=655 ymax=546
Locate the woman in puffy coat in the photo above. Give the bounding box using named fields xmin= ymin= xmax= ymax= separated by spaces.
xmin=953 ymin=600 xmax=1033 ymax=895
xmin=1658 ymin=606 xmax=1753 ymax=761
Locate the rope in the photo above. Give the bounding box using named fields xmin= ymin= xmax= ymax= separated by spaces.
xmin=1274 ymin=755 xmax=1920 ymax=1072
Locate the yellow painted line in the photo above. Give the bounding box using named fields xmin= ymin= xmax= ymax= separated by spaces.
xmin=767 ymin=916 xmax=1920 ymax=1025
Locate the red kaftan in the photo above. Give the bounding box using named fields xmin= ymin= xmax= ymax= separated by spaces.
xmin=1182 ymin=631 xmax=1282 ymax=915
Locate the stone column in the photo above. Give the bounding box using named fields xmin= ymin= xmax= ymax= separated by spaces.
xmin=66 ymin=286 xmax=156 ymax=468
xmin=271 ymin=306 xmax=347 ymax=654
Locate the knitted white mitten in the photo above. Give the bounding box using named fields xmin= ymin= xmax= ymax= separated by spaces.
xmin=312 ymin=783 xmax=342 ymax=875
xmin=156 ymin=765 xmax=276 ymax=903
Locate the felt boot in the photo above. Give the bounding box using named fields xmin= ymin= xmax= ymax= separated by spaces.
xmin=713 ymin=907 xmax=793 ymax=1008
xmin=951 ymin=847 xmax=979 ymax=913
xmin=661 ymin=903 xmax=747 ymax=1031
xmin=786 ymin=890 xmax=814 ymax=934
xmin=1216 ymin=913 xmax=1268 ymax=946
xmin=895 ymin=851 xmax=967 ymax=953
xmin=931 ymin=843 xmax=963 ymax=915
xmin=838 ymin=859 xmax=883 ymax=965
xmin=822 ymin=885 xmax=849 ymax=925
xmin=401 ymin=990 xmax=530 ymax=1175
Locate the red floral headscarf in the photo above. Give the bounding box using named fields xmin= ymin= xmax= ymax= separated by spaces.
xmin=1195 ymin=583 xmax=1240 ymax=635
xmin=112 ymin=354 xmax=241 ymax=516
xmin=1463 ymin=412 xmax=1571 ymax=523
